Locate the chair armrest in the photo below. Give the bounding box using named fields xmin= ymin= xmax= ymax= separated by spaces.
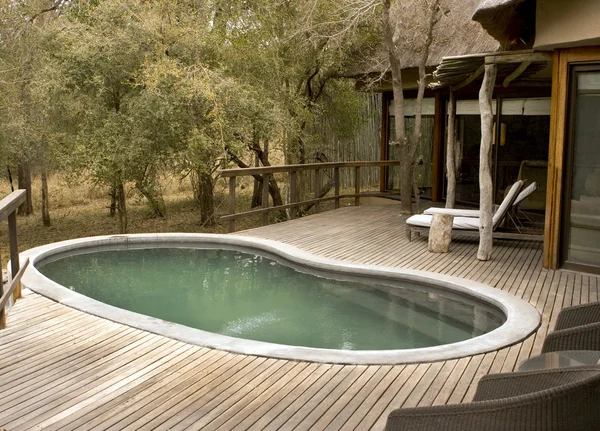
xmin=423 ymin=208 xmax=481 ymax=217
xmin=384 ymin=367 xmax=600 ymax=431
xmin=555 ymin=301 xmax=600 ymax=330
xmin=472 ymin=367 xmax=590 ymax=401
xmin=541 ymin=322 xmax=600 ymax=353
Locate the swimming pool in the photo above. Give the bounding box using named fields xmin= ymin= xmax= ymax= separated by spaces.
xmin=20 ymin=234 xmax=540 ymax=364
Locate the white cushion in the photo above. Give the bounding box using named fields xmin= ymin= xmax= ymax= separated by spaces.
xmin=492 ymin=180 xmax=523 ymax=226
xmin=514 ymin=182 xmax=538 ymax=207
xmin=406 ymin=214 xmax=481 ymax=230
xmin=423 ymin=208 xmax=481 ymax=217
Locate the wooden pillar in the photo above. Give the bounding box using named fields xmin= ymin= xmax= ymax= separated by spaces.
xmin=380 ymin=92 xmax=390 ymax=192
xmin=355 ymin=166 xmax=361 ymax=206
xmin=432 ymin=91 xmax=445 ymax=202
xmin=445 ymin=89 xmax=456 ymax=208
xmin=289 ymin=171 xmax=297 ymax=219
xmin=0 ymin=247 xmax=4 ymax=329
xmin=334 ymin=167 xmax=340 ymax=209
xmin=8 ymin=212 xmax=20 ymax=300
xmin=314 ymin=169 xmax=321 ymax=213
xmin=228 ymin=177 xmax=236 ymax=233
xmin=262 ymin=173 xmax=270 ymax=225
xmin=478 ymin=63 xmax=497 ymax=261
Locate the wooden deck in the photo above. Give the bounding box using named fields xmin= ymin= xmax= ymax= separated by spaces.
xmin=1 ymin=205 xmax=598 ymax=430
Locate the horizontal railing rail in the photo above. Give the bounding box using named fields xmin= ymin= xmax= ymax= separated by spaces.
xmin=219 ymin=160 xmax=401 ymax=232
xmin=0 ymin=189 xmax=27 ymax=329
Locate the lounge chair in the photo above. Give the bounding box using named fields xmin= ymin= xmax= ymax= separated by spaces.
xmin=405 ymin=180 xmax=525 ymax=242
xmin=422 ymin=182 xmax=539 ymax=233
xmin=542 ymin=301 xmax=600 ymax=353
xmin=384 ymin=366 xmax=600 ymax=431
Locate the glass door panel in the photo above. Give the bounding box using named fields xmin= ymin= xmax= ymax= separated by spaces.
xmin=496 ymin=98 xmax=550 ymax=208
xmin=564 ymin=69 xmax=600 ymax=268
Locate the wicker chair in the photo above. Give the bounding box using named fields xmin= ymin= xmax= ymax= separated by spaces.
xmin=542 ymin=301 xmax=600 ymax=353
xmin=384 ymin=366 xmax=600 ymax=431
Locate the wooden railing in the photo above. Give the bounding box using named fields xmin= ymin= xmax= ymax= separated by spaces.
xmin=0 ymin=190 xmax=30 ymax=329
xmin=219 ymin=160 xmax=401 ymax=232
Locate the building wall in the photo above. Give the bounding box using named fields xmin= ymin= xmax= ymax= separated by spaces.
xmin=535 ymin=0 xmax=600 ymax=50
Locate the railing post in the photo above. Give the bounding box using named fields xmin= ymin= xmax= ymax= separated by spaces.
xmin=314 ymin=168 xmax=321 ymax=213
xmin=228 ymin=177 xmax=236 ymax=233
xmin=0 ymin=247 xmax=4 ymax=329
xmin=262 ymin=173 xmax=270 ymax=225
xmin=8 ymin=212 xmax=20 ymax=300
xmin=290 ymin=170 xmax=297 ymax=219
xmin=334 ymin=167 xmax=340 ymax=209
xmin=355 ymin=166 xmax=361 ymax=206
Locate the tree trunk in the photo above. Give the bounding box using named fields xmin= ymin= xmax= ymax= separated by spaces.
xmin=477 ymin=64 xmax=497 ymax=261
xmin=251 ymin=154 xmax=262 ymax=208
xmin=116 ymin=180 xmax=127 ymax=234
xmin=196 ymin=170 xmax=215 ymax=226
xmin=382 ymin=0 xmax=410 ymax=213
xmin=41 ymin=167 xmax=50 ymax=227
xmin=383 ymin=0 xmax=440 ymax=215
xmin=227 ymin=147 xmax=284 ymax=208
xmin=17 ymin=163 xmax=33 ymax=215
xmin=135 ymin=180 xmax=166 ymax=217
xmin=109 ymin=185 xmax=117 ymax=217
xmin=446 ymin=89 xmax=457 ymax=208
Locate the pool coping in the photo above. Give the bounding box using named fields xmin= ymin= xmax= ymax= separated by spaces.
xmin=20 ymin=233 xmax=541 ymax=365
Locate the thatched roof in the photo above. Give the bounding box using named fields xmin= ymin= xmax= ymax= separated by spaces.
xmin=472 ymin=0 xmax=536 ymax=49
xmin=431 ymin=50 xmax=551 ymax=90
xmin=349 ymin=0 xmax=500 ymax=79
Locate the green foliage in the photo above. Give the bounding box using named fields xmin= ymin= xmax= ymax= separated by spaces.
xmin=0 ymin=0 xmax=382 ymax=224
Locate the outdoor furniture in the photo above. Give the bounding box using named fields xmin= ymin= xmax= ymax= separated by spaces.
xmin=518 ymin=350 xmax=600 ymax=371
xmin=542 ymin=301 xmax=600 ymax=353
xmin=384 ymin=366 xmax=600 ymax=431
xmin=405 ymin=180 xmax=524 ymax=242
xmin=423 ymin=182 xmax=538 ymax=232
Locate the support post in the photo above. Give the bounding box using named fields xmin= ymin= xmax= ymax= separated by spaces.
xmin=0 ymin=247 xmax=4 ymax=329
xmin=334 ymin=167 xmax=340 ymax=209
xmin=314 ymin=169 xmax=321 ymax=213
xmin=8 ymin=212 xmax=20 ymax=300
xmin=262 ymin=173 xmax=270 ymax=225
xmin=355 ymin=166 xmax=361 ymax=206
xmin=446 ymin=89 xmax=457 ymax=208
xmin=478 ymin=63 xmax=497 ymax=261
xmin=289 ymin=171 xmax=297 ymax=219
xmin=228 ymin=177 xmax=236 ymax=233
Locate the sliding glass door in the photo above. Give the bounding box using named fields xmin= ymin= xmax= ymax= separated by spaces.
xmin=562 ymin=66 xmax=600 ymax=270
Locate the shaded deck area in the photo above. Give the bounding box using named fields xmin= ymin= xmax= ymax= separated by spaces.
xmin=1 ymin=205 xmax=598 ymax=430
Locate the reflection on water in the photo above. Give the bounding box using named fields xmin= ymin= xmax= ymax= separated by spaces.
xmin=37 ymin=248 xmax=504 ymax=350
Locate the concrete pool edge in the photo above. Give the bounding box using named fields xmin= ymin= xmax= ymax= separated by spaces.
xmin=20 ymin=233 xmax=541 ymax=365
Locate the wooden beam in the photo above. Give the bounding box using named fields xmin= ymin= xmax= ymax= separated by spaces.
xmin=503 ymin=61 xmax=532 ymax=87
xmin=220 ymin=160 xmax=402 ymax=177
xmin=0 ymin=190 xmax=26 ymax=223
xmin=485 ymin=52 xmax=552 ymax=65
xmin=451 ymin=64 xmax=484 ymax=91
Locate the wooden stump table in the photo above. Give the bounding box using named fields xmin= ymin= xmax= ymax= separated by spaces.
xmin=428 ymin=213 xmax=453 ymax=253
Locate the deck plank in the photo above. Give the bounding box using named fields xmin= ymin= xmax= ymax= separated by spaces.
xmin=1 ymin=205 xmax=597 ymax=430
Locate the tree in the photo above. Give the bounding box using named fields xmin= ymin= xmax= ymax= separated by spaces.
xmin=382 ymin=0 xmax=441 ymax=214
xmin=0 ymin=0 xmax=70 ymax=223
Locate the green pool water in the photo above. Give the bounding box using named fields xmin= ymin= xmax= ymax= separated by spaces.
xmin=36 ymin=247 xmax=504 ymax=350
